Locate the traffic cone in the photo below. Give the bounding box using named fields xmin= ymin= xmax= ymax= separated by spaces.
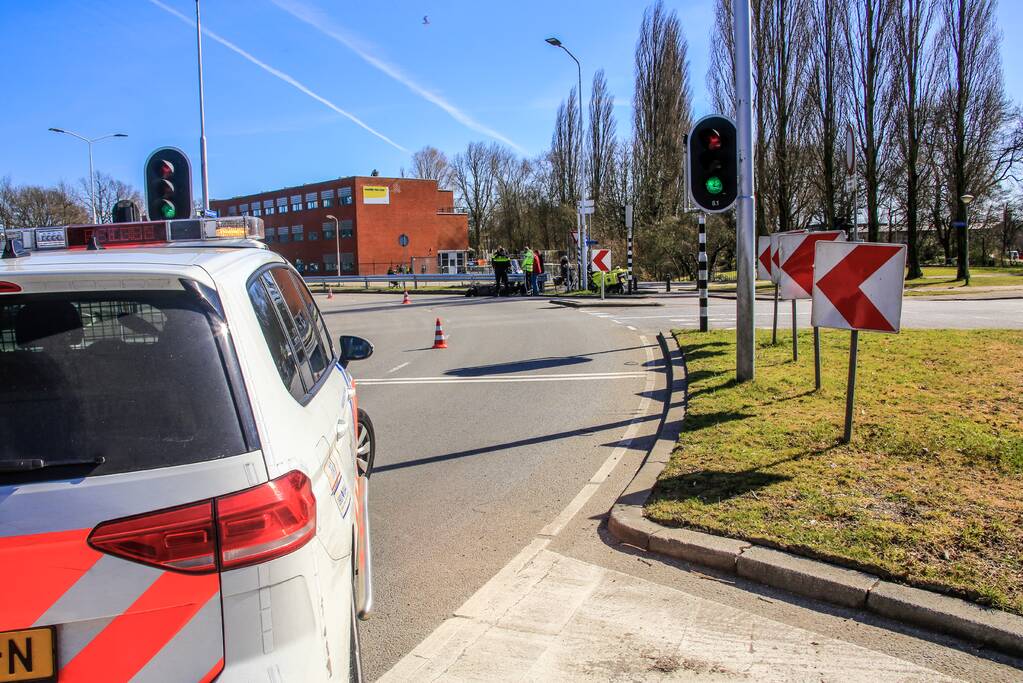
xmin=327 ymin=286 xmax=334 ymax=300
xmin=402 ymin=289 xmax=411 ymax=305
xmin=432 ymin=318 xmax=448 ymax=349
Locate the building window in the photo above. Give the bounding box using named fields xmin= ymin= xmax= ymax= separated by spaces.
xmin=322 ymin=221 xmax=335 ymax=240
xmin=276 ymin=197 xmax=287 ymax=214
xmin=240 ymin=203 xmax=249 ymax=215
xmin=227 ymin=205 xmax=237 ymax=216
xmin=291 ymin=225 xmax=304 ymax=242
xmin=305 ymin=192 xmax=318 ymax=210
xmin=308 ymin=231 xmax=319 ymax=241
xmin=307 ymin=262 xmax=319 ymax=273
xmin=265 ymin=206 xmax=275 ymax=215
xmin=252 ymin=207 xmax=262 ymax=217
xmin=321 ymin=189 xmax=335 ymax=208
xmin=277 ymin=227 xmax=290 ymax=244
xmin=265 ymin=234 xmax=275 ymax=243
xmin=340 ymin=219 xmax=354 ymax=239
xmin=290 ymin=195 xmax=302 ymax=212
xmin=340 ymin=187 xmax=353 ymax=205
xmin=340 ymin=252 xmax=355 ymax=272
xmin=323 ymin=253 xmax=337 ymax=273
xmin=294 ymin=259 xmax=305 ymax=273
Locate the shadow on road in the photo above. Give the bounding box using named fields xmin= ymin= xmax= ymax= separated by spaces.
xmin=374 ymin=412 xmax=662 ymax=474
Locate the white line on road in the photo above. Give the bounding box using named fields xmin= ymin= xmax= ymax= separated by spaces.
xmin=386 ymin=362 xmax=410 ymax=374
xmin=627 ymin=325 xmax=637 ymax=331
xmin=359 ymin=371 xmax=648 ymax=386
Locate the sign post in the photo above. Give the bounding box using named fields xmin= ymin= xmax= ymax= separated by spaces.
xmin=757 ymin=236 xmax=776 ymax=343
xmin=777 ymin=230 xmax=845 ymax=377
xmin=733 ymin=0 xmax=756 ymax=381
xmin=578 ymin=198 xmax=595 ymax=293
xmin=811 ymin=241 xmax=907 ymax=442
xmin=625 ymin=204 xmax=634 ymax=294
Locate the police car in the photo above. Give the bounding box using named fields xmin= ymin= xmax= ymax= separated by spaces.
xmin=0 ymin=216 xmax=375 ymax=682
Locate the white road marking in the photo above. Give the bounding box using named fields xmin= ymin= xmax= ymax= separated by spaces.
xmin=359 ymin=371 xmax=647 ymax=386
xmin=626 ymin=325 xmax=637 ymax=330
xmin=386 ymin=362 xmax=410 ymax=374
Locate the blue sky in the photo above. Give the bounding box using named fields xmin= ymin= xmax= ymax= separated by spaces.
xmin=1 ymin=0 xmax=1021 ymax=201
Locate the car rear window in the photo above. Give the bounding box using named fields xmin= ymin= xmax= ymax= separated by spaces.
xmin=0 ymin=289 xmax=250 ymax=483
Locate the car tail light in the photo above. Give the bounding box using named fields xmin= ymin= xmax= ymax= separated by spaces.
xmin=88 ymin=471 xmax=316 ymax=574
xmin=216 ymin=470 xmax=316 ymax=569
xmin=0 ymin=281 xmax=22 ymax=293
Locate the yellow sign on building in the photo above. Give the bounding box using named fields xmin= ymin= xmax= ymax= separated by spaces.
xmin=363 ymin=185 xmax=389 ymax=204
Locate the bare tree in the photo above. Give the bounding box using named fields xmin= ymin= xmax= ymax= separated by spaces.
xmin=410 ymin=146 xmax=454 ymax=189
xmin=1 ymin=177 xmax=89 ymax=229
xmin=845 ymin=0 xmax=898 ymax=242
xmin=550 ymin=87 xmax=582 ymax=206
xmin=892 ymin=0 xmax=939 ymax=278
xmin=80 ymin=172 xmax=142 ymax=223
xmin=452 ymin=142 xmax=499 ymax=250
xmin=632 ymin=0 xmax=693 ymax=225
xmin=938 ymin=0 xmax=1016 ymax=282
xmin=588 ymin=69 xmax=617 ymax=204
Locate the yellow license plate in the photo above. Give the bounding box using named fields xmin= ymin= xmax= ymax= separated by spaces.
xmin=0 ymin=628 xmax=56 ymax=682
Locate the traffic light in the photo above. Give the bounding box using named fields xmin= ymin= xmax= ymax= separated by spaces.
xmin=687 ymin=115 xmax=738 ymax=213
xmin=145 ymin=147 xmax=192 ymax=220
xmin=112 ymin=199 xmax=141 ymax=224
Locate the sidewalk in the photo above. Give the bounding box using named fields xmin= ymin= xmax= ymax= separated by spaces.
xmin=381 ymin=541 xmax=954 ymax=682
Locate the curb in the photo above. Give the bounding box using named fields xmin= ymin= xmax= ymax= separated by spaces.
xmin=548 ymin=298 xmax=664 ymax=308
xmin=607 ymin=333 xmax=1023 ymax=658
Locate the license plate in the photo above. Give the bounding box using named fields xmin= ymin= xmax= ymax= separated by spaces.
xmin=0 ymin=628 xmax=56 ymax=682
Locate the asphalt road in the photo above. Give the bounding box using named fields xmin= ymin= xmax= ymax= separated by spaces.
xmin=316 ymin=292 xmax=659 ymax=680
xmin=318 ymin=290 xmax=1023 ymax=681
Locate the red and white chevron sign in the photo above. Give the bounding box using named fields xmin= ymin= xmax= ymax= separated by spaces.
xmin=757 ymin=236 xmax=772 ymax=280
xmin=591 ymin=248 xmax=611 ymax=272
xmin=777 ymin=230 xmax=846 ymax=299
xmin=811 ymin=242 xmax=907 ymax=333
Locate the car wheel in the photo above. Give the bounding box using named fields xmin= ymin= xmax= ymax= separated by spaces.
xmin=356 ymin=409 xmax=375 ymax=478
xmin=349 ymin=577 xmax=364 ymax=682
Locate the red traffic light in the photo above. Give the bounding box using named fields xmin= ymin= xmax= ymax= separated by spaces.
xmin=705 ymin=130 xmax=722 ymax=150
xmin=156 ymin=160 xmax=174 ymax=178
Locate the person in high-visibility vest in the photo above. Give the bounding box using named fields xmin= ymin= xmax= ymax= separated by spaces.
xmin=521 ymin=247 xmax=535 ymax=295
xmin=491 ymin=247 xmax=510 ymax=295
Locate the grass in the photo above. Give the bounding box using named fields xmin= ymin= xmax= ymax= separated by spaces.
xmin=711 ymin=265 xmax=1023 ymax=295
xmin=646 ymin=328 xmax=1023 ymax=614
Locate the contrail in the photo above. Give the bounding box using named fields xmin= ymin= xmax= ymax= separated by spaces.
xmin=148 ymin=0 xmax=407 ymax=152
xmin=269 ymin=0 xmax=526 ymax=155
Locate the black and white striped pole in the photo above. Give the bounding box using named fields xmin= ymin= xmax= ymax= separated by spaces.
xmin=698 ymin=212 xmax=709 ymax=332
xmin=625 ymin=204 xmax=634 ymax=294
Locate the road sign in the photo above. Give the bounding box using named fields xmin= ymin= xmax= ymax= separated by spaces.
xmin=625 ymin=204 xmax=633 ymax=229
xmin=812 ymin=242 xmax=907 ymax=333
xmin=578 ymin=198 xmax=595 ymax=215
xmin=777 ymin=230 xmax=846 ymax=299
xmin=591 ymin=249 xmax=611 ymax=272
xmin=951 ymin=220 xmax=967 ymax=229
xmin=757 ymin=236 xmax=772 ymax=280
xmin=398 ymin=234 xmax=409 ymax=247
xmin=586 ymin=239 xmax=599 ymax=246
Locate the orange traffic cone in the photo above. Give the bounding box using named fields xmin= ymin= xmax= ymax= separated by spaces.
xmin=327 ymin=286 xmax=334 ymax=300
xmin=432 ymin=318 xmax=448 ymax=349
xmin=402 ymin=289 xmax=411 ymax=305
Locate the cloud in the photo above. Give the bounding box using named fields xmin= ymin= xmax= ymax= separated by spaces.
xmin=269 ymin=0 xmax=525 ymax=154
xmin=148 ymin=0 xmax=406 ymax=152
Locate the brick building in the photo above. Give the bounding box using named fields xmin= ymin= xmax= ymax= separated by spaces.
xmin=210 ymin=176 xmax=468 ymax=275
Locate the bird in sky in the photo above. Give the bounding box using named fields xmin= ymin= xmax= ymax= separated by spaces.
xmin=423 ymin=15 xmax=430 ymax=25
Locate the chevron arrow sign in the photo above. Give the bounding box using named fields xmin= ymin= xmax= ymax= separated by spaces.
xmin=777 ymin=230 xmax=845 ymax=299
xmin=811 ymin=241 xmax=907 ymax=333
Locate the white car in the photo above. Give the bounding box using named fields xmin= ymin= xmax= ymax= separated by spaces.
xmin=0 ymin=217 xmax=375 ymax=682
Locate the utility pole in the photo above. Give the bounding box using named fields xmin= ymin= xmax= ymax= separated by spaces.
xmin=196 ymin=0 xmax=210 ymax=214
xmin=733 ymin=0 xmax=756 ymax=381
xmin=698 ymin=212 xmax=708 ymax=331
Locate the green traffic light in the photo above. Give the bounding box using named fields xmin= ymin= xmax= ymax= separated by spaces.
xmin=160 ymin=202 xmax=176 ymax=219
xmin=705 ymin=176 xmax=724 ymax=195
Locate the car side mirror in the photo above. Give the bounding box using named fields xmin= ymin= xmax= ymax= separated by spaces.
xmin=339 ymin=335 xmax=373 ymax=367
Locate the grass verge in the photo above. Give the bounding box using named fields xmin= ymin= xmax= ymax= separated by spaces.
xmin=646 ymin=328 xmax=1023 ymax=614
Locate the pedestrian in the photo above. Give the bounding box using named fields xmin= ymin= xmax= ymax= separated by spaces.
xmin=530 ymin=248 xmax=544 ymax=296
xmin=492 ymin=247 xmax=510 ymax=296
xmin=521 ymin=246 xmax=535 ymax=295
xmin=559 ymin=255 xmax=570 ymax=292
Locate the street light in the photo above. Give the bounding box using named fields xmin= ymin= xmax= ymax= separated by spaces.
xmin=960 ymin=194 xmax=975 ymax=284
xmin=325 ymin=214 xmax=341 ymax=276
xmin=545 ymin=36 xmax=587 ymax=290
xmin=48 ymin=128 xmax=128 ymax=223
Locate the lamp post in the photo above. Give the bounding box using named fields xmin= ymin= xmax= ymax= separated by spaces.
xmin=326 ymin=214 xmax=341 ymax=276
xmin=960 ymin=193 xmax=974 ymax=285
xmin=48 ymin=128 xmax=128 ymax=223
xmin=196 ymin=0 xmax=210 ymax=213
xmin=545 ymin=36 xmax=587 ymax=290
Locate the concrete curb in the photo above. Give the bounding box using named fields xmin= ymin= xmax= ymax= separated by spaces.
xmin=549 ymin=298 xmax=664 ymax=308
xmin=607 ymin=333 xmax=1023 ymax=657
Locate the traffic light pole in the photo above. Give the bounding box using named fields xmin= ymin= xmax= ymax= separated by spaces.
xmin=733 ymin=0 xmax=756 ymax=381
xmin=698 ymin=212 xmax=708 ymax=332
xmin=196 ymin=0 xmax=210 ymax=214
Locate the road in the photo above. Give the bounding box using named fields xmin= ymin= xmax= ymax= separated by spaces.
xmin=317 ymin=291 xmax=1023 ymax=681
